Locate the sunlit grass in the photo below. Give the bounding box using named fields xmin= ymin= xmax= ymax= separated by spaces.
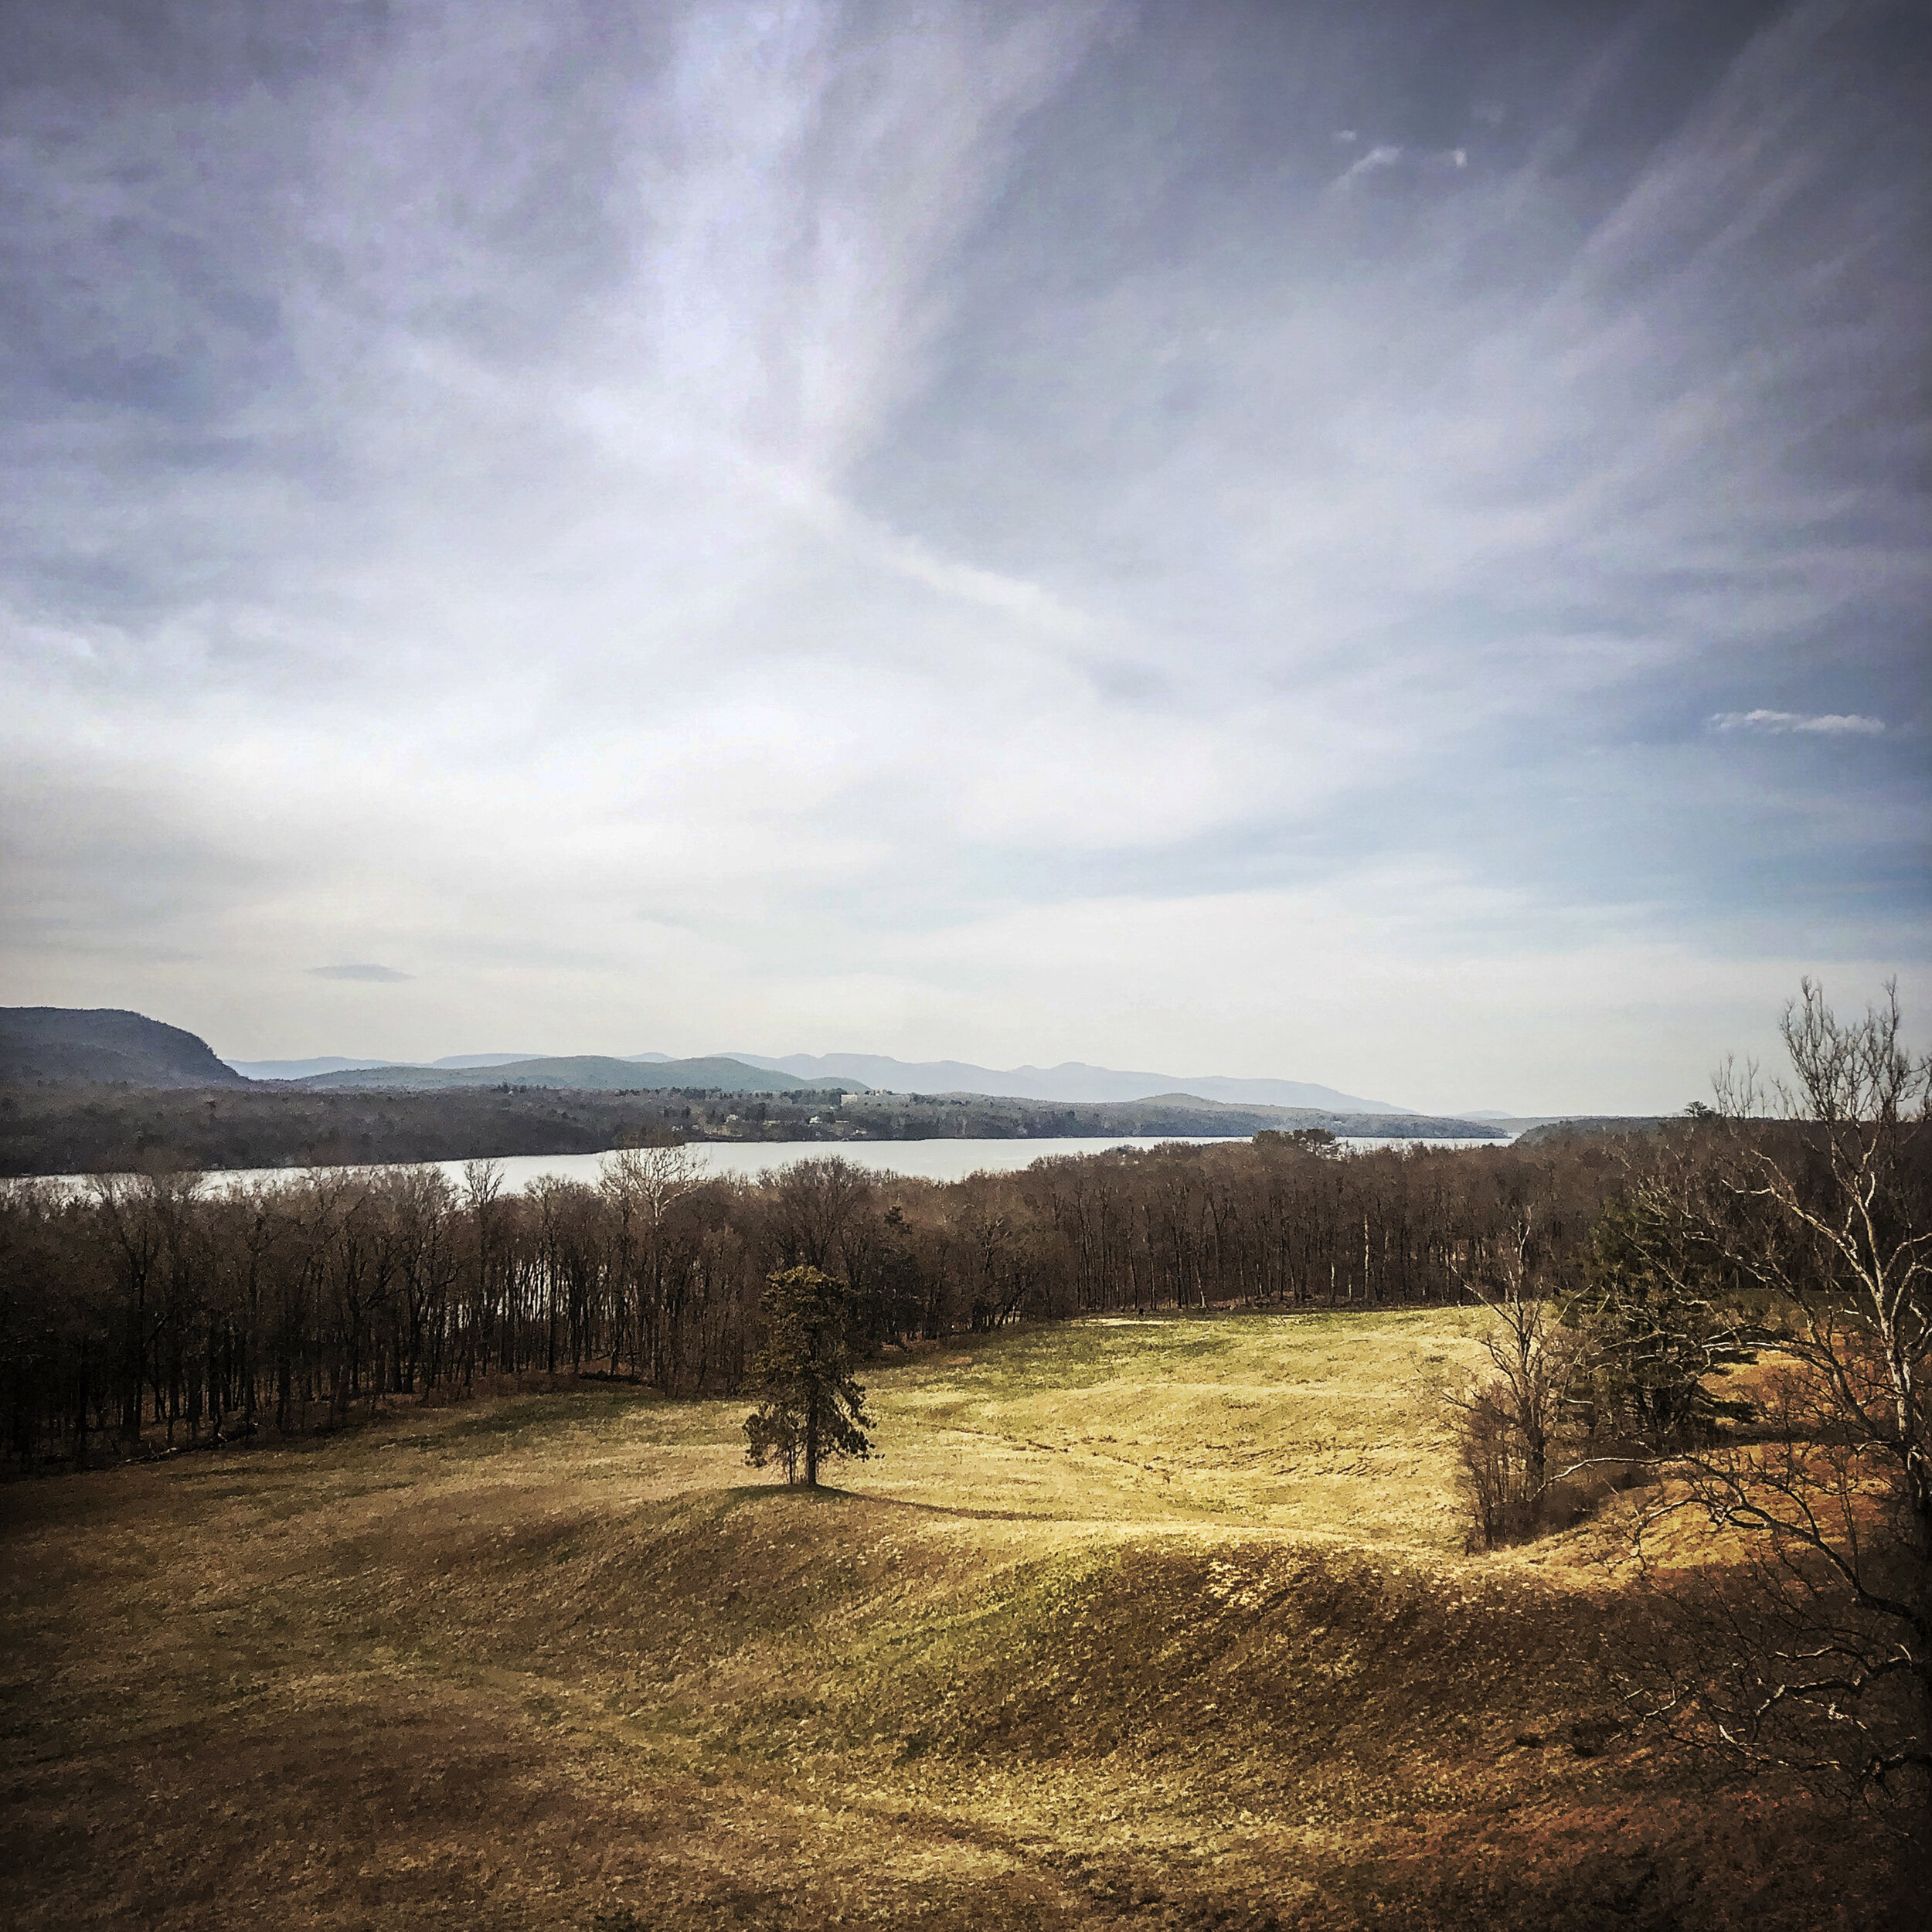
xmin=0 ymin=1307 xmax=1910 ymax=1930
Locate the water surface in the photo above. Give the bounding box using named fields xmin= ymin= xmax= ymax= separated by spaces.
xmin=28 ymin=1132 xmax=1512 ymax=1195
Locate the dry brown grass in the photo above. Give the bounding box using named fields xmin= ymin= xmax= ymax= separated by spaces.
xmin=1 ymin=1307 xmax=1915 ymax=1930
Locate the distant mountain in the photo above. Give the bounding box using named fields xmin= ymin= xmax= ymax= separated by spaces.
xmin=294 ymin=1055 xmax=863 ymax=1095
xmin=714 ymin=1052 xmax=1400 ymax=1113
xmin=229 ymin=1051 xmax=549 ymax=1077
xmin=2 ymin=1007 xmax=246 ymax=1089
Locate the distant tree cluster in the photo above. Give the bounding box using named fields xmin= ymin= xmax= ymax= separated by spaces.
xmin=1 ymin=1134 xmax=1627 ymax=1471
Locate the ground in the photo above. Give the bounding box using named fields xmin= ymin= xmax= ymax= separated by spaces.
xmin=1 ymin=1308 xmax=1916 ymax=1929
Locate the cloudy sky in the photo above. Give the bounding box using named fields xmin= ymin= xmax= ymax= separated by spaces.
xmin=2 ymin=0 xmax=1925 ymax=1113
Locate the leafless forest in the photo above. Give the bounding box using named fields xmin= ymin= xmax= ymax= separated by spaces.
xmin=2 ymin=1134 xmax=1621 ymax=1471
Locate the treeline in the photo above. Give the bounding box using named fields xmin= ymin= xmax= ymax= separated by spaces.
xmin=835 ymin=1090 xmax=1498 ymax=1141
xmin=0 ymin=1083 xmax=781 ymax=1177
xmin=0 ymin=1134 xmax=1634 ymax=1470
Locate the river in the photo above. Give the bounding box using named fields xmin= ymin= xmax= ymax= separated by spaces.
xmin=23 ymin=1133 xmax=1514 ymax=1196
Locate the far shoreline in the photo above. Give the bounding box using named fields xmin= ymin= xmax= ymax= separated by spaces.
xmin=0 ymin=1080 xmax=1510 ymax=1181
xmin=14 ymin=1128 xmax=1522 ymax=1195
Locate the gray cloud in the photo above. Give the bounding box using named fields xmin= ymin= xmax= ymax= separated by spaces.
xmin=306 ymin=964 xmax=413 ymax=984
xmin=0 ymin=1 xmax=1925 ymax=1112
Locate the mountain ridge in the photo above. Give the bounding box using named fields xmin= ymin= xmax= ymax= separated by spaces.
xmin=288 ymin=1055 xmax=863 ymax=1096
xmin=709 ymin=1051 xmax=1400 ymax=1112
xmin=229 ymin=1047 xmax=1409 ymax=1111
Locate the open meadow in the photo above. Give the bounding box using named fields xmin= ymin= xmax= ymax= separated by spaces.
xmin=2 ymin=1308 xmax=1915 ymax=1930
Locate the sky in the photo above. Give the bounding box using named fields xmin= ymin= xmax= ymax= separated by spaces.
xmin=2 ymin=0 xmax=1926 ymax=1115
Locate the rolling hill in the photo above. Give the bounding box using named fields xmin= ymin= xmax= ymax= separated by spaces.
xmin=228 ymin=1053 xmax=554 ymax=1079
xmin=4 ymin=1310 xmax=1908 ymax=1929
xmin=225 ymin=1055 xmax=398 ymax=1080
xmin=291 ymin=1054 xmax=862 ymax=1095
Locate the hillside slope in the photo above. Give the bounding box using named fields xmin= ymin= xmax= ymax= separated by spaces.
xmin=2 ymin=1311 xmax=1912 ymax=1932
xmin=0 ymin=1007 xmax=244 ymax=1089
xmin=1515 ymin=1117 xmax=1669 ymax=1146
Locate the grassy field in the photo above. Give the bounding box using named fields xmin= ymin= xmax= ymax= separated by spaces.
xmin=1 ymin=1308 xmax=1913 ymax=1930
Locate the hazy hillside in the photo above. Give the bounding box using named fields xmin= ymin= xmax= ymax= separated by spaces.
xmin=716 ymin=1050 xmax=1401 ymax=1111
xmin=0 ymin=1007 xmax=244 ymax=1090
xmin=293 ymin=1054 xmax=861 ymax=1095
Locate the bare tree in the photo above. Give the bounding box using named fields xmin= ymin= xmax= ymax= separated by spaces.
xmin=1445 ymin=1214 xmax=1580 ymax=1546
xmin=1612 ymin=981 xmax=1930 ymax=1821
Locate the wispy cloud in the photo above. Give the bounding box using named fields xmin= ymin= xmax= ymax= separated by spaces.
xmin=1329 ymin=140 xmax=1467 ymax=189
xmin=308 ymin=964 xmax=413 ymax=984
xmin=1332 ymin=142 xmax=1404 ymax=186
xmin=1710 ymin=710 xmax=1886 ymax=736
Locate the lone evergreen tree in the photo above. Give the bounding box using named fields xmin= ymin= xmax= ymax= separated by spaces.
xmin=743 ymin=1265 xmax=874 ymax=1488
